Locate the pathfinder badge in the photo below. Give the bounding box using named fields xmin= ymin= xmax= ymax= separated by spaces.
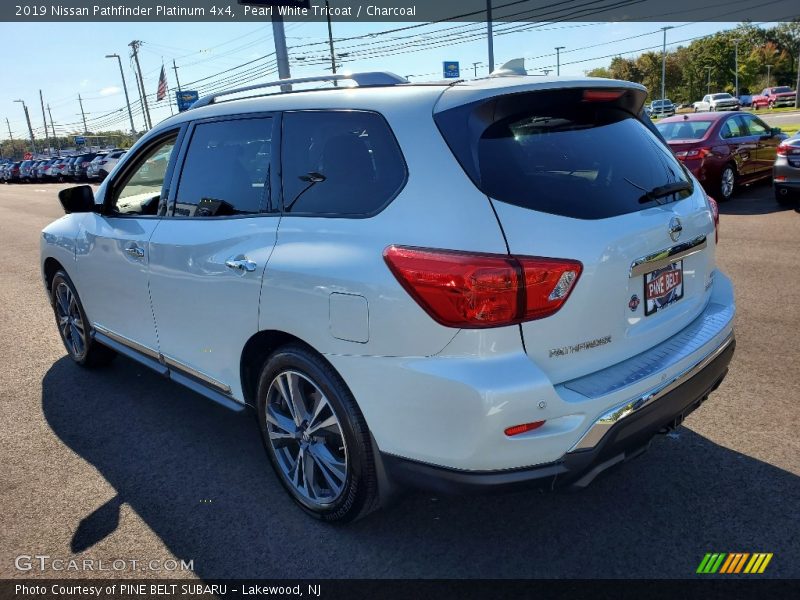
xmin=629 ymin=294 xmax=641 ymax=312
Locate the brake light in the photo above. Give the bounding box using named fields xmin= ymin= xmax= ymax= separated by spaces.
xmin=707 ymin=195 xmax=719 ymax=244
xmin=582 ymin=89 xmax=624 ymax=102
xmin=383 ymin=246 xmax=582 ymax=328
xmin=776 ymin=142 xmax=797 ymax=156
xmin=504 ymin=421 xmax=546 ymax=437
xmin=674 ymin=147 xmax=711 ymax=160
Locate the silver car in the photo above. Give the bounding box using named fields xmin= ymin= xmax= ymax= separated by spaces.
xmin=774 ymin=134 xmax=800 ymax=205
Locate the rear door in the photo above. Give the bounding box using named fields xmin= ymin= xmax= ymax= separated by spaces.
xmin=435 ymin=84 xmax=717 ymax=383
xmin=741 ymin=113 xmax=780 ymax=173
xmin=147 ymin=114 xmax=279 ymax=401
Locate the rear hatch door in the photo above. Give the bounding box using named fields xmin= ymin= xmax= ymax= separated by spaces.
xmin=435 ymin=81 xmax=717 ymax=383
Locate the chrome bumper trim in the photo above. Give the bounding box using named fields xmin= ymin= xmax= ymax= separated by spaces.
xmin=629 ymin=235 xmax=707 ymax=278
xmin=569 ymin=332 xmax=734 ymax=452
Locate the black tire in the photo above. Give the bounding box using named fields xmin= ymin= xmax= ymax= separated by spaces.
xmin=256 ymin=343 xmax=379 ymax=523
xmin=718 ymin=164 xmax=736 ymax=201
xmin=50 ymin=270 xmax=116 ymax=368
xmin=768 ymin=101 xmax=774 ymax=110
xmin=775 ymin=187 xmax=795 ymax=206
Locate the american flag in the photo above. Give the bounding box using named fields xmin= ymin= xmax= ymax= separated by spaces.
xmin=156 ymin=65 xmax=168 ymax=101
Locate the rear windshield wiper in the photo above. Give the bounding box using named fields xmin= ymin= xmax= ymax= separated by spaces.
xmin=638 ymin=181 xmax=692 ymax=204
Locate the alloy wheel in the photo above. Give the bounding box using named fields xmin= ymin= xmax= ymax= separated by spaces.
xmin=265 ymin=370 xmax=348 ymax=507
xmin=55 ymin=282 xmax=86 ymax=359
xmin=720 ymin=167 xmax=735 ymax=200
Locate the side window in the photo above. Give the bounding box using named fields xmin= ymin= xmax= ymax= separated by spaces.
xmin=703 ymin=95 xmax=710 ymax=103
xmin=720 ymin=117 xmax=745 ymax=139
xmin=112 ymin=135 xmax=177 ymax=216
xmin=281 ymin=111 xmax=407 ymax=216
xmin=743 ymin=116 xmax=769 ymax=137
xmin=174 ymin=117 xmax=272 ymax=217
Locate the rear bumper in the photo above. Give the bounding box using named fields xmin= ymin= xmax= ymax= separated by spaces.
xmin=382 ymin=334 xmax=735 ymax=494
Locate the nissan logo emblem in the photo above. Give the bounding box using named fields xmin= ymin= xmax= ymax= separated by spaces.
xmin=668 ymin=217 xmax=683 ymax=242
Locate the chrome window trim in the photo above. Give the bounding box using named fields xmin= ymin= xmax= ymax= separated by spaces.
xmin=629 ymin=235 xmax=707 ymax=278
xmin=568 ymin=332 xmax=734 ymax=452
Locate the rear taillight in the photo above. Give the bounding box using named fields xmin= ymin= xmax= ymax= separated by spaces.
xmin=383 ymin=246 xmax=582 ymax=328
xmin=707 ymin=195 xmax=719 ymax=244
xmin=674 ymin=147 xmax=711 ymax=160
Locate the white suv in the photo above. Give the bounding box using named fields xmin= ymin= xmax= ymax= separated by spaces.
xmin=41 ymin=71 xmax=735 ymax=522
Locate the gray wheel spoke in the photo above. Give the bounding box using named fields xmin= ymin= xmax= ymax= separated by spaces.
xmin=309 ymin=443 xmax=346 ymax=485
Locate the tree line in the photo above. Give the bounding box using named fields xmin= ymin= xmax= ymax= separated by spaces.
xmin=586 ymin=22 xmax=800 ymax=102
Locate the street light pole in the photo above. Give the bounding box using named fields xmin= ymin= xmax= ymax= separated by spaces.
xmin=766 ymin=64 xmax=772 ymax=88
xmin=705 ymin=66 xmax=713 ymax=95
xmin=555 ymin=46 xmax=565 ymax=75
xmin=661 ymin=26 xmax=672 ymax=102
xmin=78 ymin=94 xmax=88 ymax=134
xmin=46 ymin=104 xmax=60 ymax=156
xmin=486 ymin=0 xmax=495 ymax=73
xmin=39 ymin=90 xmax=51 ymax=156
xmin=473 ymin=62 xmax=481 ymax=78
xmin=734 ymin=40 xmax=740 ymax=99
xmin=106 ymin=53 xmax=137 ymax=135
xmin=325 ymin=0 xmax=337 ymax=86
xmin=14 ymin=99 xmax=36 ymax=155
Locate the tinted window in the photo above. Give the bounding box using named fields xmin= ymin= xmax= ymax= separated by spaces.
xmin=720 ymin=117 xmax=746 ymax=139
xmin=112 ymin=135 xmax=177 ymax=216
xmin=772 ymin=87 xmax=792 ymax=94
xmin=657 ymin=120 xmax=712 ymax=140
xmin=174 ymin=117 xmax=272 ymax=217
xmin=743 ymin=115 xmax=769 ymax=136
xmin=711 ymin=94 xmax=732 ymax=100
xmin=439 ymin=89 xmax=691 ymax=220
xmin=281 ymin=111 xmax=406 ymax=216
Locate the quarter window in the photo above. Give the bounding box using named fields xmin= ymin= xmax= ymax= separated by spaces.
xmin=281 ymin=111 xmax=406 ymax=216
xmin=174 ymin=117 xmax=273 ymax=217
xmin=112 ymin=135 xmax=177 ymax=216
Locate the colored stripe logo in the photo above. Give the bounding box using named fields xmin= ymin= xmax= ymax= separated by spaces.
xmin=697 ymin=553 xmax=773 ymax=574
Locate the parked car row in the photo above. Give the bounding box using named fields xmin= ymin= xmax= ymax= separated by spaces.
xmin=655 ymin=111 xmax=798 ymax=204
xmin=0 ymin=150 xmax=127 ymax=184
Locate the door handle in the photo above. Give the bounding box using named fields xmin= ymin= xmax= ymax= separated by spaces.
xmin=125 ymin=245 xmax=145 ymax=259
xmin=225 ymin=257 xmax=257 ymax=272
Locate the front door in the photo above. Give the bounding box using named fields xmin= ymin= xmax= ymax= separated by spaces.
xmin=147 ymin=115 xmax=279 ymax=402
xmin=75 ymin=132 xmax=180 ymax=355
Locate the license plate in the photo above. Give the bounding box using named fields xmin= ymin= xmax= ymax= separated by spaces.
xmin=644 ymin=260 xmax=684 ymax=316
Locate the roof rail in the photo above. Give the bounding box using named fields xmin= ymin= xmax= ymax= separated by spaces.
xmin=191 ymin=72 xmax=408 ymax=109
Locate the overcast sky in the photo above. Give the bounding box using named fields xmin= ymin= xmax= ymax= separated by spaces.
xmin=0 ymin=19 xmax=767 ymax=140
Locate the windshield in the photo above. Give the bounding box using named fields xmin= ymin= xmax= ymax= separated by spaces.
xmin=656 ymin=120 xmax=713 ymax=140
xmin=712 ymin=94 xmax=732 ymax=100
xmin=772 ymin=87 xmax=792 ymax=94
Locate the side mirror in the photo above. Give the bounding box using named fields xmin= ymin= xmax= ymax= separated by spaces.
xmin=58 ymin=185 xmax=97 ymax=214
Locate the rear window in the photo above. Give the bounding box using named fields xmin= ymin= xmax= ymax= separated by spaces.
xmin=436 ymin=88 xmax=692 ymax=220
xmin=656 ymin=120 xmax=713 ymax=140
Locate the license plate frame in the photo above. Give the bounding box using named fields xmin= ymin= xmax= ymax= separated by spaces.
xmin=644 ymin=260 xmax=684 ymax=316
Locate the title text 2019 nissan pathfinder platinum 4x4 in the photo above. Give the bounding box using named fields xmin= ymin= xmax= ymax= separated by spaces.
xmin=41 ymin=70 xmax=735 ymax=522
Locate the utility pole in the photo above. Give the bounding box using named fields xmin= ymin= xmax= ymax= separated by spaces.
xmin=272 ymin=13 xmax=292 ymax=91
xmin=660 ymin=26 xmax=672 ymax=102
xmin=129 ymin=40 xmax=152 ymax=129
xmin=795 ymin=41 xmax=800 ymax=108
xmin=325 ymin=0 xmax=337 ymax=86
xmin=5 ymin=118 xmax=13 ymax=143
xmin=39 ymin=90 xmax=51 ymax=156
xmin=473 ymin=62 xmax=481 ymax=78
xmin=555 ymin=46 xmax=565 ymax=76
xmin=134 ymin=69 xmax=148 ymax=131
xmin=486 ymin=1 xmax=495 ymax=73
xmin=705 ymin=66 xmax=713 ymax=95
xmin=107 ymin=53 xmax=137 ymax=135
xmin=734 ymin=40 xmax=740 ymax=99
xmin=766 ymin=64 xmax=772 ymax=88
xmin=14 ymin=100 xmax=36 ymax=155
xmin=46 ymin=104 xmax=60 ymax=155
xmin=172 ymin=58 xmax=182 ymax=92
xmin=78 ymin=94 xmax=88 ymax=134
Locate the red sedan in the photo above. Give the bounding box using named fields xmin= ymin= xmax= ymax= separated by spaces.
xmin=656 ymin=111 xmax=786 ymax=200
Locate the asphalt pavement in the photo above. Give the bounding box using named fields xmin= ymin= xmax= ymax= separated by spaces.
xmin=0 ymin=180 xmax=798 ymax=579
